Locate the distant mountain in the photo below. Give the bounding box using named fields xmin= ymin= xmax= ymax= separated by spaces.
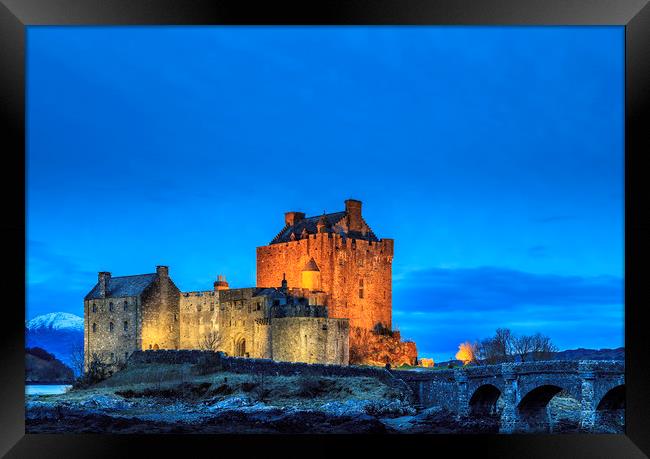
xmin=26 ymin=312 xmax=84 ymax=374
xmin=27 ymin=312 xmax=83 ymax=332
xmin=552 ymin=347 xmax=624 ymax=361
xmin=429 ymin=347 xmax=624 ymax=368
xmin=25 ymin=347 xmax=74 ymax=384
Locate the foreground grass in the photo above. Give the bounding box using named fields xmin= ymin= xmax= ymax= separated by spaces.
xmin=49 ymin=363 xmax=407 ymax=409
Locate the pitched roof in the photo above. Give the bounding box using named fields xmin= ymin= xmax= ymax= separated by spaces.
xmin=303 ymin=258 xmax=320 ymax=272
xmin=85 ymin=273 xmax=157 ymax=300
xmin=270 ymin=211 xmax=378 ymax=244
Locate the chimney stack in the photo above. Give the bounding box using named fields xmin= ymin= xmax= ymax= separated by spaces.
xmin=156 ymin=265 xmax=169 ymax=278
xmin=214 ymin=274 xmax=230 ymax=291
xmin=285 ymin=211 xmax=305 ymax=227
xmin=345 ymin=199 xmax=362 ymax=231
xmin=98 ymin=272 xmax=111 ymax=298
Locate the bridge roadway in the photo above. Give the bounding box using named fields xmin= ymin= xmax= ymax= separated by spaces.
xmin=392 ymin=360 xmax=624 ymax=433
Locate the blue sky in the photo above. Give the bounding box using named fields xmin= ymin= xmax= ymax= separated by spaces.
xmin=26 ymin=26 xmax=624 ymax=362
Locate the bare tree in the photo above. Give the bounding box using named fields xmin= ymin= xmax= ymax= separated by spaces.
xmin=529 ymin=332 xmax=558 ymax=361
xmin=200 ymin=331 xmax=222 ymax=351
xmin=476 ymin=330 xmax=514 ymax=365
xmin=512 ymin=334 xmax=535 ymax=362
xmin=69 ymin=341 xmax=85 ymax=376
xmin=475 ymin=329 xmax=558 ymax=364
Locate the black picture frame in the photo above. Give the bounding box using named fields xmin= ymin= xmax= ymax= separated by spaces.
xmin=1 ymin=0 xmax=648 ymax=457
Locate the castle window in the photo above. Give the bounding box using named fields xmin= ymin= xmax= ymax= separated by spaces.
xmin=125 ymin=352 xmax=129 ymax=361
xmin=92 ymin=304 xmax=97 ymax=313
xmin=174 ymin=313 xmax=178 ymax=322
xmin=358 ymin=279 xmax=364 ymax=299
xmin=256 ymin=302 xmax=261 ymax=311
xmin=109 ymin=302 xmax=114 ymax=312
xmin=124 ymin=301 xmax=128 ymax=311
xmin=210 ymin=304 xmax=214 ymax=311
xmin=110 ymin=352 xmax=114 ymax=361
xmin=109 ymin=321 xmax=114 ymax=332
xmin=123 ymin=321 xmax=128 ymax=331
xmin=92 ymin=323 xmax=97 ymax=333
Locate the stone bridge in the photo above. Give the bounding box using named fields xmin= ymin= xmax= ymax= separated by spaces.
xmin=392 ymin=360 xmax=624 ymax=433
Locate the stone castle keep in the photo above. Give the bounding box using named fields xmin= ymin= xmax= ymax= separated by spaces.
xmin=84 ymin=199 xmax=416 ymax=370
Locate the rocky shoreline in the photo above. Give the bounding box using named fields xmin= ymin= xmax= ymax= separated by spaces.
xmin=26 ymin=393 xmax=504 ymax=434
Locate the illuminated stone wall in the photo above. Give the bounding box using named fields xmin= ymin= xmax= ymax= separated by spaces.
xmin=271 ymin=317 xmax=349 ymax=365
xmin=179 ymin=290 xmax=219 ymax=350
xmin=257 ymin=233 xmax=394 ymax=331
xmin=140 ymin=270 xmax=181 ymax=351
xmin=84 ymin=268 xmax=180 ymax=370
xmin=84 ymin=295 xmax=140 ymax=369
xmin=178 ymin=287 xmax=348 ymax=364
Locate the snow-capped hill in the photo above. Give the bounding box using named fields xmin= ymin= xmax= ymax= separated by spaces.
xmin=26 ymin=312 xmax=84 ymax=375
xmin=27 ymin=312 xmax=83 ymax=332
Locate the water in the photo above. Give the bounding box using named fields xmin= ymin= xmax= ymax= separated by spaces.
xmin=26 ymin=384 xmax=72 ymax=396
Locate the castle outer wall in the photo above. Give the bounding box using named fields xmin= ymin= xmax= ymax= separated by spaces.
xmin=178 ymin=287 xmax=349 ymax=365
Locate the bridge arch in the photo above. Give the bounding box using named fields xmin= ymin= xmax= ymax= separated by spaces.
xmin=597 ymin=384 xmax=625 ymax=411
xmin=517 ymin=384 xmax=568 ymax=432
xmin=469 ymin=384 xmax=502 ymax=416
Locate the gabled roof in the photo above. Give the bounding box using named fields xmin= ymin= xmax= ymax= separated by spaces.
xmin=270 ymin=211 xmax=378 ymax=244
xmin=303 ymin=258 xmax=320 ymax=272
xmin=85 ymin=273 xmax=157 ymax=300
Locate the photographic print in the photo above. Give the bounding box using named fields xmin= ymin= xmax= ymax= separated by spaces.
xmin=25 ymin=26 xmax=624 ymax=434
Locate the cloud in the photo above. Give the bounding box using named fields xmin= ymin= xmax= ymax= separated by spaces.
xmin=392 ymin=266 xmax=624 ymax=361
xmin=394 ymin=266 xmax=621 ymax=312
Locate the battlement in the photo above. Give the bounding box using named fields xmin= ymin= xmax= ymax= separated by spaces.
xmin=181 ymin=290 xmax=216 ymax=298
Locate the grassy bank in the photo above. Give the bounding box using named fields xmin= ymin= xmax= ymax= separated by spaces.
xmin=55 ymin=362 xmax=408 ymax=409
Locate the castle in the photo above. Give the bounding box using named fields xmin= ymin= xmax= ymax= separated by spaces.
xmin=83 ymin=199 xmax=416 ymax=370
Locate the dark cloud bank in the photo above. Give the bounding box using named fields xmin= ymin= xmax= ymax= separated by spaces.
xmin=393 ymin=266 xmax=623 ymax=360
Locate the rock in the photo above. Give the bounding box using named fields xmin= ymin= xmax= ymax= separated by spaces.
xmin=364 ymin=399 xmax=416 ymax=418
xmin=207 ymin=396 xmax=252 ymax=411
xmin=319 ymin=399 xmax=370 ymax=417
xmin=79 ymin=394 xmax=133 ymax=411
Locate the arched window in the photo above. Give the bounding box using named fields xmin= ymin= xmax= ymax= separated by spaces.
xmin=92 ymin=323 xmax=97 ymax=333
xmin=123 ymin=320 xmax=128 ymax=331
xmin=109 ymin=321 xmax=114 ymax=332
xmin=358 ymin=279 xmax=364 ymax=299
xmin=92 ymin=304 xmax=97 ymax=313
xmin=123 ymin=301 xmax=128 ymax=311
xmin=109 ymin=302 xmax=114 ymax=312
xmin=110 ymin=352 xmax=114 ymax=361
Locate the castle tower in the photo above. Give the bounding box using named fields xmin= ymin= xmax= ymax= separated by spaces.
xmin=301 ymin=258 xmax=322 ymax=291
xmin=256 ymin=199 xmax=393 ymax=330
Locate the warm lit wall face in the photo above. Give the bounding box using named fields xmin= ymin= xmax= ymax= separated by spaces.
xmin=271 ymin=317 xmax=349 ymax=365
xmin=140 ymin=276 xmax=181 ymax=351
xmin=257 ymin=233 xmax=393 ymax=330
xmin=300 ymin=270 xmax=321 ymax=290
